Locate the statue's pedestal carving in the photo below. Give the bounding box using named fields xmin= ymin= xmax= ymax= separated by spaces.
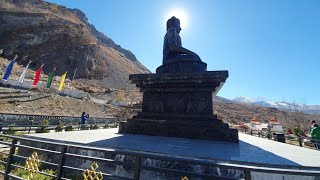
xmin=119 ymin=71 xmax=239 ymax=142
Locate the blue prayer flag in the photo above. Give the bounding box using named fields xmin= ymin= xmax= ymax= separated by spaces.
xmin=2 ymin=59 xmax=15 ymax=81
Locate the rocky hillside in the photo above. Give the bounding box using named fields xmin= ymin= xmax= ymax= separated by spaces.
xmin=0 ymin=0 xmax=150 ymax=88
xmin=213 ymin=96 xmax=320 ymax=132
xmin=0 ymin=56 xmax=141 ymax=118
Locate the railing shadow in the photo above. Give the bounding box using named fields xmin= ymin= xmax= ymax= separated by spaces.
xmin=21 ymin=129 xmax=318 ymax=179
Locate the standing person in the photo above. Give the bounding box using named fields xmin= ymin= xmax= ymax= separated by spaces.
xmin=80 ymin=112 xmax=89 ymax=129
xmin=310 ymin=120 xmax=320 ymax=150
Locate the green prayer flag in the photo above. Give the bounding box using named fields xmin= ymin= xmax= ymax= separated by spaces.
xmin=46 ymin=69 xmax=55 ymax=88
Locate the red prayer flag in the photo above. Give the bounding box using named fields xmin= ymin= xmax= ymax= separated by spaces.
xmin=32 ymin=64 xmax=44 ymax=86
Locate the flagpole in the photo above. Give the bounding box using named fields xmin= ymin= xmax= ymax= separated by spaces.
xmin=72 ymin=68 xmax=77 ymax=81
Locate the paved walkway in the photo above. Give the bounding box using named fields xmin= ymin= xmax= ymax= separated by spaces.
xmin=25 ymin=128 xmax=320 ymax=166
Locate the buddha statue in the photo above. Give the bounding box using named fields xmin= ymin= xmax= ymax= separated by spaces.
xmin=162 ymin=16 xmax=201 ymax=65
xmin=157 ymin=16 xmax=206 ymax=73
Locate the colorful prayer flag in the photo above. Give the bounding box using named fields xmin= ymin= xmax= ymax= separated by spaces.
xmin=2 ymin=58 xmax=16 ymax=81
xmin=58 ymin=72 xmax=67 ymax=91
xmin=32 ymin=64 xmax=44 ymax=86
xmin=46 ymin=67 xmax=56 ymax=88
xmin=18 ymin=61 xmax=31 ymax=84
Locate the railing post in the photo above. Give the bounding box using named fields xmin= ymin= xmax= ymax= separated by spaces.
xmin=244 ymin=170 xmax=251 ymax=180
xmin=4 ymin=139 xmax=17 ymax=180
xmin=56 ymin=146 xmax=68 ymax=180
xmin=133 ymin=157 xmax=141 ymax=180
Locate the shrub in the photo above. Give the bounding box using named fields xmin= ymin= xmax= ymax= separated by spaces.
xmin=3 ymin=126 xmax=17 ymax=135
xmin=0 ymin=164 xmax=5 ymax=171
xmin=42 ymin=119 xmax=49 ymax=126
xmin=65 ymin=126 xmax=73 ymax=131
xmin=12 ymin=166 xmax=56 ymax=180
xmin=91 ymin=125 xmax=100 ymax=130
xmin=35 ymin=127 xmax=49 ymax=133
xmin=293 ymin=127 xmax=305 ymax=136
xmin=80 ymin=125 xmax=90 ymax=130
xmin=35 ymin=119 xmax=50 ymax=133
xmin=55 ymin=121 xmax=64 ymax=132
xmin=55 ymin=125 xmax=64 ymax=132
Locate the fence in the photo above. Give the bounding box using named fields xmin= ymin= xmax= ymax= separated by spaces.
xmin=242 ymin=129 xmax=320 ymax=150
xmin=0 ymin=134 xmax=319 ymax=180
xmin=0 ymin=112 xmax=120 ymax=126
xmin=0 ymin=124 xmax=118 ymax=135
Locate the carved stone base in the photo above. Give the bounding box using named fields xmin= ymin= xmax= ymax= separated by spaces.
xmin=119 ymin=118 xmax=239 ymax=142
xmin=119 ymin=71 xmax=239 ymax=143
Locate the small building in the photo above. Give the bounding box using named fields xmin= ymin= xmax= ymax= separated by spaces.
xmin=250 ymin=117 xmax=262 ymax=133
xmin=269 ymin=116 xmax=283 ymax=133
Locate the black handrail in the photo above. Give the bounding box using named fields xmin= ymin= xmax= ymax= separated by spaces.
xmin=0 ymin=134 xmax=319 ymax=180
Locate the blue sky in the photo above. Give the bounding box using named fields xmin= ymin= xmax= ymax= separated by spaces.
xmin=46 ymin=0 xmax=320 ymax=105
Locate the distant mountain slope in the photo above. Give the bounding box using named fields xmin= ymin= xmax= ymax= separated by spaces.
xmin=233 ymin=96 xmax=320 ymax=114
xmin=0 ymin=0 xmax=150 ymax=88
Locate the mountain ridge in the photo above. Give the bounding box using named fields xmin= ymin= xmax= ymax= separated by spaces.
xmin=0 ymin=0 xmax=150 ymax=89
xmin=232 ymin=96 xmax=320 ymax=114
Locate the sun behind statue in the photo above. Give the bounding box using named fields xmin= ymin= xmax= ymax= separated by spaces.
xmin=156 ymin=16 xmax=206 ymax=73
xmin=164 ymin=8 xmax=188 ymax=30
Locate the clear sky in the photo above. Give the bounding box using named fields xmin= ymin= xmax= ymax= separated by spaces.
xmin=46 ymin=0 xmax=320 ymax=105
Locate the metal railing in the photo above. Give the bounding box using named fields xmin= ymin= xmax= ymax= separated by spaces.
xmin=0 ymin=123 xmax=118 ymax=136
xmin=244 ymin=130 xmax=320 ymax=150
xmin=0 ymin=134 xmax=319 ymax=180
xmin=0 ymin=112 xmax=119 ymax=125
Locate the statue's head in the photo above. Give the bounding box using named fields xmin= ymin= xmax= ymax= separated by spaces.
xmin=166 ymin=16 xmax=181 ymax=33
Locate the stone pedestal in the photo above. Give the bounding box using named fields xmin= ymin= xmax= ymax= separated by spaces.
xmin=119 ymin=71 xmax=239 ymax=142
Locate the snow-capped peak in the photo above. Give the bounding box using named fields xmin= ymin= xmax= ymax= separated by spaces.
xmin=232 ymin=96 xmax=320 ymax=114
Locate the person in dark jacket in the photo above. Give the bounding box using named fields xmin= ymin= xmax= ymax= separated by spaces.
xmin=310 ymin=120 xmax=320 ymax=150
xmin=80 ymin=112 xmax=89 ymax=129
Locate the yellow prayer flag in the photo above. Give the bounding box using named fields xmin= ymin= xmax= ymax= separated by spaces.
xmin=58 ymin=72 xmax=67 ymax=91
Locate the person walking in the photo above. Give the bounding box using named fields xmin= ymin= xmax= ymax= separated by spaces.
xmin=310 ymin=120 xmax=320 ymax=150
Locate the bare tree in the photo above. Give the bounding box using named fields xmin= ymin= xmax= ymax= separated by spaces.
xmin=288 ymin=98 xmax=308 ymax=134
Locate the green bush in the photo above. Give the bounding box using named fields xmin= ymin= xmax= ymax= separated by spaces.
xmin=81 ymin=125 xmax=90 ymax=130
xmin=3 ymin=126 xmax=17 ymax=135
xmin=42 ymin=119 xmax=49 ymax=126
xmin=55 ymin=125 xmax=64 ymax=132
xmin=35 ymin=119 xmax=50 ymax=133
xmin=91 ymin=125 xmax=100 ymax=130
xmin=293 ymin=127 xmax=305 ymax=136
xmin=54 ymin=121 xmax=64 ymax=132
xmin=65 ymin=126 xmax=73 ymax=131
xmin=0 ymin=164 xmax=5 ymax=171
xmin=35 ymin=128 xmax=49 ymax=133
xmin=12 ymin=167 xmax=56 ymax=180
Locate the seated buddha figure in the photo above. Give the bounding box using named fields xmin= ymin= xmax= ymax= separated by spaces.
xmin=163 ymin=16 xmax=201 ymax=65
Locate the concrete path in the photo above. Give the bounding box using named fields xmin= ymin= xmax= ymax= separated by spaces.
xmin=25 ymin=128 xmax=320 ymax=167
